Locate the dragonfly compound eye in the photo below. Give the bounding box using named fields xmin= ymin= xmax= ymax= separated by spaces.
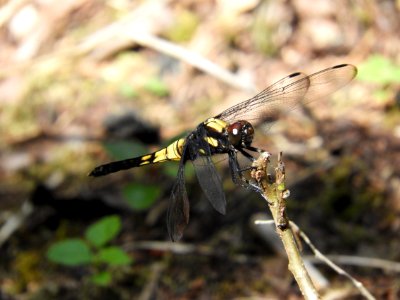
xmin=228 ymin=120 xmax=255 ymax=147
xmin=240 ymin=121 xmax=255 ymax=147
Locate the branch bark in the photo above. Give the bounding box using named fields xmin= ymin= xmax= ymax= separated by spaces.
xmin=251 ymin=152 xmax=320 ymax=300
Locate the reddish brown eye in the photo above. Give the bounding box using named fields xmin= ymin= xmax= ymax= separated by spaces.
xmin=227 ymin=120 xmax=255 ymax=147
xmin=227 ymin=122 xmax=243 ymax=146
xmin=228 ymin=122 xmax=242 ymax=136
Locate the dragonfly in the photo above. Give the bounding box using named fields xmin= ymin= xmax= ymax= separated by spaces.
xmin=89 ymin=64 xmax=357 ymax=241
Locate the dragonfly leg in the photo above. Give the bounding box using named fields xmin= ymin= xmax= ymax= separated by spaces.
xmin=239 ymin=148 xmax=255 ymax=161
xmin=228 ymin=150 xmax=261 ymax=193
xmin=245 ymin=145 xmax=266 ymax=153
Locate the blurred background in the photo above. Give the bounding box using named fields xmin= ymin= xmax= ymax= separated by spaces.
xmin=0 ymin=0 xmax=399 ymax=299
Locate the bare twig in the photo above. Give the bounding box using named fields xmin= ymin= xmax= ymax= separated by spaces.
xmin=3 ymin=1 xmax=256 ymax=95
xmin=124 ymin=32 xmax=256 ymax=93
xmin=124 ymin=240 xmax=201 ymax=255
xmin=252 ymin=154 xmax=376 ymax=300
xmin=251 ymin=152 xmax=320 ymax=300
xmin=290 ymin=222 xmax=376 ymax=300
xmin=0 ymin=200 xmax=34 ymax=247
xmin=77 ymin=6 xmax=256 ymax=92
xmin=80 ymin=27 xmax=256 ymax=92
xmin=123 ymin=241 xmax=254 ymax=265
xmin=314 ymin=255 xmax=400 ymax=273
xmin=253 ymin=218 xmax=329 ymax=290
xmin=138 ymin=262 xmax=165 ymax=300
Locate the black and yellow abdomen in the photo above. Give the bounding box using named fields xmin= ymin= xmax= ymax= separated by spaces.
xmin=89 ymin=139 xmax=185 ymax=177
xmin=89 ymin=118 xmax=228 ymax=177
xmin=139 ymin=139 xmax=185 ymax=165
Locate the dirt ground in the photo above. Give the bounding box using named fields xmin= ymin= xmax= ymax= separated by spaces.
xmin=0 ymin=0 xmax=399 ymax=299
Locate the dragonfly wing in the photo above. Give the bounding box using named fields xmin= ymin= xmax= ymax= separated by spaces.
xmin=192 ymin=154 xmax=227 ymax=215
xmin=216 ymin=71 xmax=311 ymax=123
xmin=301 ymin=64 xmax=357 ymax=102
xmin=216 ymin=64 xmax=357 ymax=124
xmin=167 ymin=162 xmax=190 ymax=241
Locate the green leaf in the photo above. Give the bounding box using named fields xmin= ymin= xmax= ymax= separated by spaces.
xmin=85 ymin=215 xmax=121 ymax=248
xmin=122 ymin=183 xmax=161 ymax=210
xmin=47 ymin=239 xmax=92 ymax=266
xmin=96 ymin=246 xmax=132 ymax=266
xmin=143 ymin=77 xmax=169 ymax=97
xmin=102 ymin=141 xmax=148 ymax=161
xmin=91 ymin=271 xmax=112 ymax=286
xmin=358 ymin=55 xmax=400 ymax=85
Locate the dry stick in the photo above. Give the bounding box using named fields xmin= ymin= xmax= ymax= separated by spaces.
xmin=0 ymin=201 xmax=34 ymax=247
xmin=124 ymin=31 xmax=257 ymax=93
xmin=77 ymin=16 xmax=256 ymax=93
xmin=4 ymin=15 xmax=256 ymax=96
xmin=290 ymin=222 xmax=376 ymax=300
xmin=253 ymin=154 xmax=376 ymax=300
xmin=138 ymin=262 xmax=165 ymax=300
xmin=0 ymin=0 xmax=30 ymax=28
xmin=251 ymin=152 xmax=320 ymax=300
xmin=320 ymin=255 xmax=400 ymax=273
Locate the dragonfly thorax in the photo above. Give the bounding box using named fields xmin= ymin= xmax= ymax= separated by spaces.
xmin=227 ymin=120 xmax=255 ymax=148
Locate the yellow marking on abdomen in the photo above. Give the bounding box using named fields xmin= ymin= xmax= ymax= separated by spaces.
xmin=141 ymin=154 xmax=152 ymax=161
xmin=153 ymin=139 xmax=184 ymax=163
xmin=153 ymin=148 xmax=168 ymax=163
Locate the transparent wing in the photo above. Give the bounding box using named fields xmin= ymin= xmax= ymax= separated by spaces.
xmin=167 ymin=162 xmax=190 ymax=241
xmin=185 ymin=125 xmax=227 ymax=215
xmin=192 ymin=154 xmax=226 ymax=215
xmin=216 ymin=64 xmax=357 ymax=123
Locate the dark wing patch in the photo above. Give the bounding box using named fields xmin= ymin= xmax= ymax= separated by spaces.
xmin=192 ymin=154 xmax=226 ymax=214
xmin=187 ymin=125 xmax=227 ymax=215
xmin=167 ymin=161 xmax=190 ymax=241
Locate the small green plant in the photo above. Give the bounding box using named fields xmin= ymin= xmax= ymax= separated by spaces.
xmin=358 ymin=55 xmax=400 ymax=85
xmin=358 ymin=55 xmax=400 ymax=101
xmin=122 ymin=183 xmax=161 ymax=210
xmin=143 ymin=77 xmax=169 ymax=97
xmin=47 ymin=215 xmax=132 ymax=286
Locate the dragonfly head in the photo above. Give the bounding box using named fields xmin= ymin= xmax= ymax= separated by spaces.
xmin=227 ymin=120 xmax=254 ymax=148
